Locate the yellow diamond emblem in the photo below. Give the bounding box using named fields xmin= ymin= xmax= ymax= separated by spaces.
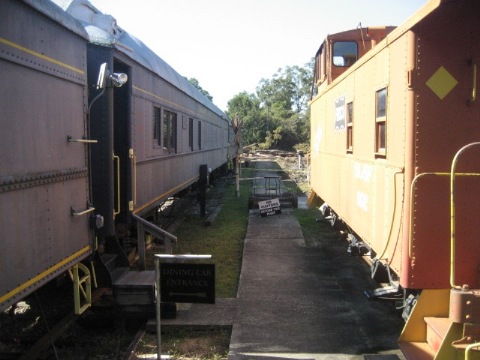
xmin=426 ymin=66 xmax=458 ymax=100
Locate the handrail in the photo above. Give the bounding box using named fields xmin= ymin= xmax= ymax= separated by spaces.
xmin=67 ymin=135 xmax=98 ymax=144
xmin=468 ymin=60 xmax=477 ymax=104
xmin=113 ymin=154 xmax=120 ymax=216
xmin=408 ymin=171 xmax=480 ymax=258
xmin=129 ymin=148 xmax=137 ymax=209
xmin=450 ymin=142 xmax=480 ymax=289
xmin=132 ymin=213 xmax=177 ymax=270
xmin=71 ymin=206 xmax=95 ymax=216
xmin=466 ymin=342 xmax=480 ymax=360
xmin=376 ymin=171 xmax=403 ymax=261
xmin=131 ymin=213 xmax=177 ymax=242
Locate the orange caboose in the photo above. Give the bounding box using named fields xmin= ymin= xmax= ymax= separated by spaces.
xmin=310 ymin=0 xmax=480 ymax=358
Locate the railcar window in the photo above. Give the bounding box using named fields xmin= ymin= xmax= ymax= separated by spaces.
xmin=346 ymin=102 xmax=353 ymax=153
xmin=375 ymin=88 xmax=387 ymax=156
xmin=163 ymin=110 xmax=177 ymax=153
xmin=153 ymin=106 xmax=161 ymax=146
xmin=333 ymin=41 xmax=358 ymax=67
xmin=189 ymin=118 xmax=194 ymax=151
xmin=198 ymin=120 xmax=202 ymax=150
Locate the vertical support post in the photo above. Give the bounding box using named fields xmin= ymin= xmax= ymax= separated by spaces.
xmin=236 ymin=156 xmax=240 ymax=198
xmin=199 ymin=164 xmax=208 ymax=217
xmin=155 ymin=256 xmax=162 ymax=360
xmin=154 ymin=254 xmax=212 ymax=360
xmin=138 ymin=223 xmax=146 ymax=271
xmin=72 ymin=265 xmax=80 ymax=315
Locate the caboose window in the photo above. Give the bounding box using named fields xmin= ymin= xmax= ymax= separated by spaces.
xmin=346 ymin=102 xmax=353 ymax=153
xmin=333 ymin=41 xmax=358 ymax=67
xmin=153 ymin=106 xmax=161 ymax=146
xmin=163 ymin=110 xmax=177 ymax=153
xmin=375 ymin=88 xmax=387 ymax=156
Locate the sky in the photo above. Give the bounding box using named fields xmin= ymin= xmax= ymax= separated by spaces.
xmin=90 ymin=0 xmax=427 ymax=111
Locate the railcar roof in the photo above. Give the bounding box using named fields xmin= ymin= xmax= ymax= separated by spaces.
xmin=23 ymin=0 xmax=89 ymax=40
xmin=50 ymin=0 xmax=227 ymax=119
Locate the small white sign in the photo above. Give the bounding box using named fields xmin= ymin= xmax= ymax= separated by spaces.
xmin=258 ymin=198 xmax=281 ymax=217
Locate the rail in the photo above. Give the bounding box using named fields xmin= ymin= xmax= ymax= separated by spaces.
xmin=468 ymin=60 xmax=477 ymax=104
xmin=66 ymin=135 xmax=98 ymax=144
xmin=131 ymin=213 xmax=177 ymax=270
xmin=129 ymin=148 xmax=137 ymax=210
xmin=70 ymin=206 xmax=95 ymax=216
xmin=466 ymin=342 xmax=480 ymax=360
xmin=450 ymin=142 xmax=480 ymax=289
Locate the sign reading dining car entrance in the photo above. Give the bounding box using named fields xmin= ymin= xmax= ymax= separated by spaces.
xmin=160 ymin=263 xmax=215 ymax=304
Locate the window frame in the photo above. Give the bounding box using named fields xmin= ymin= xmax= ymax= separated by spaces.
xmin=189 ymin=117 xmax=194 ymax=151
xmin=153 ymin=106 xmax=162 ymax=147
xmin=375 ymin=88 xmax=387 ymax=157
xmin=346 ymin=101 xmax=353 ymax=153
xmin=163 ymin=109 xmax=177 ymax=154
xmin=332 ymin=41 xmax=358 ymax=67
xmin=198 ymin=120 xmax=202 ymax=150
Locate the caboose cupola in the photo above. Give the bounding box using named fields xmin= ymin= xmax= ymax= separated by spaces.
xmin=312 ymin=26 xmax=395 ymax=97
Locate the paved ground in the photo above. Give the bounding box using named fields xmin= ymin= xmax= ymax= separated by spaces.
xmin=162 ymin=161 xmax=407 ymax=360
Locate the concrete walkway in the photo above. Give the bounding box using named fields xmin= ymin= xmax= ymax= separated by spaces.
xmin=163 ymin=161 xmax=406 ymax=360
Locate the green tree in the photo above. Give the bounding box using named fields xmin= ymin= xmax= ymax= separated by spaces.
xmin=226 ymin=92 xmax=264 ymax=146
xmin=187 ymin=77 xmax=213 ymax=102
xmin=225 ymin=59 xmax=313 ymax=151
xmin=272 ymin=126 xmax=283 ymax=148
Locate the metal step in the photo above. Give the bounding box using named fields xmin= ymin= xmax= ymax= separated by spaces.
xmin=399 ymin=341 xmax=435 ymax=360
xmin=398 ymin=317 xmax=452 ymax=359
xmin=113 ymin=270 xmax=155 ymax=306
xmin=100 ymin=253 xmax=118 ymax=272
xmin=425 ymin=317 xmax=451 ymax=353
xmin=110 ymin=266 xmax=129 ymax=284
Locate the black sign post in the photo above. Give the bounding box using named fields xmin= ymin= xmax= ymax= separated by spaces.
xmin=154 ymin=254 xmax=213 ymax=360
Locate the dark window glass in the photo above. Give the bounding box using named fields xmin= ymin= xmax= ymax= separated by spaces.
xmin=189 ymin=118 xmax=194 ymax=151
xmin=197 ymin=120 xmax=202 ymax=150
xmin=163 ymin=110 xmax=177 ymax=153
xmin=376 ymin=88 xmax=387 ymax=118
xmin=198 ymin=121 xmax=202 ymax=150
xmin=153 ymin=106 xmax=161 ymax=146
xmin=333 ymin=41 xmax=358 ymax=67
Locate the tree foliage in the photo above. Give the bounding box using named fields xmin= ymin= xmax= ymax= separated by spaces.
xmin=226 ymin=59 xmax=313 ymax=151
xmin=187 ymin=77 xmax=213 ymax=102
